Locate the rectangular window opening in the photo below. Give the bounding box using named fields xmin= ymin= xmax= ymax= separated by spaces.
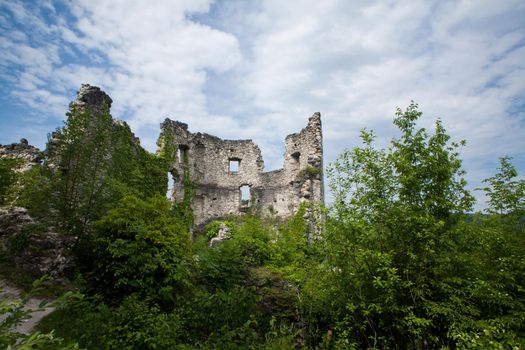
xmin=240 ymin=185 xmax=251 ymax=206
xmin=229 ymin=159 xmax=240 ymax=172
xmin=178 ymin=145 xmax=189 ymax=165
xmin=166 ymin=171 xmax=175 ymax=200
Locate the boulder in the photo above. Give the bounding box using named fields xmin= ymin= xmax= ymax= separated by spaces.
xmin=0 ymin=207 xmax=75 ymax=278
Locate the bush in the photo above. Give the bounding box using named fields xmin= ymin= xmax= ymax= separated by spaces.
xmin=0 ymin=158 xmax=20 ymax=205
xmin=84 ymin=194 xmax=193 ymax=307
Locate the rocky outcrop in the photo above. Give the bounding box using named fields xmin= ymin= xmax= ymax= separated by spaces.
xmin=0 ymin=207 xmax=34 ymax=234
xmin=72 ymin=83 xmax=113 ymax=114
xmin=0 ymin=139 xmax=43 ymax=172
xmin=0 ymin=207 xmax=75 ymax=278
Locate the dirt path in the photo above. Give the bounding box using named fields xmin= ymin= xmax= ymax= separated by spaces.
xmin=0 ymin=280 xmax=55 ymax=335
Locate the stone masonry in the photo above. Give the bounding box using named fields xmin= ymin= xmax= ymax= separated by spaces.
xmin=159 ymin=114 xmax=324 ymax=226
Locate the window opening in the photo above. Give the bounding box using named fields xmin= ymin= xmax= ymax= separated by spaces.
xmin=290 ymin=151 xmax=300 ymax=171
xmin=229 ymin=158 xmax=240 ymax=172
xmin=166 ymin=171 xmax=175 ymax=199
xmin=178 ymin=145 xmax=189 ymax=164
xmin=240 ymin=185 xmax=251 ymax=206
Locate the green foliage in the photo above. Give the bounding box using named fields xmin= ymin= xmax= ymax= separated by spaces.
xmin=6 ymin=223 xmax=45 ymax=254
xmin=0 ymin=158 xmax=20 ymax=205
xmin=1 ymin=281 xmax=80 ymax=349
xmin=13 ymin=165 xmax=53 ymax=218
xmin=480 ymin=156 xmax=525 ymax=216
xmin=205 ymin=220 xmax=235 ymax=240
xmin=48 ymin=105 xmax=115 ymax=234
xmin=433 ymin=218 xmax=525 ymax=349
xmin=37 ymin=295 xmax=112 ymax=349
xmin=157 ymin=122 xmax=178 ymax=166
xmin=267 ymin=205 xmax=309 ymax=283
xmin=319 ymin=102 xmax=486 ymax=348
xmin=391 ymin=102 xmax=474 ymax=218
xmin=303 ymin=165 xmax=322 ymax=178
xmin=110 ymin=122 xmax=169 ymax=199
xmin=329 ymin=102 xmax=473 ymax=224
xmin=18 ymin=104 xmax=170 ymax=234
xmin=196 ymin=217 xmax=273 ymax=289
xmin=85 ymin=194 xmax=192 ymax=306
xmin=102 ymin=295 xmax=185 ymax=349
xmin=8 ymin=100 xmax=525 ymax=349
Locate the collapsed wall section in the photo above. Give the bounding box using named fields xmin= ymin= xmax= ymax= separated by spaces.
xmin=159 ymin=113 xmax=323 ymax=226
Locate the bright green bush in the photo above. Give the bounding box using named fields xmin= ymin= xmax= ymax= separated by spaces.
xmin=85 ymin=194 xmax=193 ymax=307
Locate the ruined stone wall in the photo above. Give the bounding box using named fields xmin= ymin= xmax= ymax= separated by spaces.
xmin=0 ymin=139 xmax=43 ymax=172
xmin=159 ymin=113 xmax=324 ymax=226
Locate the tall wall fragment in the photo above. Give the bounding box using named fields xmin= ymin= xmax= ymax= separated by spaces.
xmin=158 ymin=113 xmax=324 ymax=225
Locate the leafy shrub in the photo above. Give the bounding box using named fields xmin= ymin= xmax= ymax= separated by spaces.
xmin=85 ymin=194 xmax=193 ymax=307
xmin=0 ymin=158 xmax=20 ymax=205
xmin=205 ymin=220 xmax=235 ymax=240
xmin=6 ymin=223 xmax=47 ymax=255
xmin=103 ymin=295 xmax=186 ymax=350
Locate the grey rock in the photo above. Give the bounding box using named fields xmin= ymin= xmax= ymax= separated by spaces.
xmin=0 ymin=141 xmax=43 ymax=172
xmin=0 ymin=207 xmax=75 ymax=278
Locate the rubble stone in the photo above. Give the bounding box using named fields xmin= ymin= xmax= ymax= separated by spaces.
xmin=0 ymin=139 xmax=43 ymax=172
xmin=0 ymin=207 xmax=75 ymax=278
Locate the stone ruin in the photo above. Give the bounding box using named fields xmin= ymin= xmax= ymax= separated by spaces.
xmin=0 ymin=138 xmax=43 ymax=172
xmin=1 ymin=84 xmax=324 ymax=227
xmin=159 ymin=113 xmax=324 ymax=226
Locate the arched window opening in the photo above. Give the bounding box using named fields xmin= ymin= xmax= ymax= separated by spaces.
xmin=290 ymin=151 xmax=300 ymax=171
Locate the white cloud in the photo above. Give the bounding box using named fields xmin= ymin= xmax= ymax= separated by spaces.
xmin=65 ymin=1 xmax=242 ymax=138
xmin=199 ymin=0 xmax=525 ymax=208
xmin=1 ymin=0 xmax=524 ymax=210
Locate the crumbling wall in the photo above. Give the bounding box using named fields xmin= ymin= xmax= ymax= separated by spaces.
xmin=0 ymin=138 xmax=43 ymax=172
xmin=159 ymin=113 xmax=324 ymax=226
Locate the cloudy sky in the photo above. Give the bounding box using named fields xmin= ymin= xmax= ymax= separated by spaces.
xmin=1 ymin=0 xmax=524 ymax=209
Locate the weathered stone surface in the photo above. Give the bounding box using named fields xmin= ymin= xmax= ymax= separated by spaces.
xmin=209 ymin=223 xmax=231 ymax=247
xmin=46 ymin=84 xmax=141 ymax=166
xmin=14 ymin=231 xmax=75 ymax=278
xmin=0 ymin=207 xmax=34 ymax=235
xmin=72 ymin=83 xmax=113 ymax=114
xmin=0 ymin=207 xmax=75 ymax=278
xmin=246 ymin=267 xmax=298 ymax=320
xmin=0 ymin=139 xmax=43 ymax=172
xmin=159 ymin=113 xmax=324 ymax=225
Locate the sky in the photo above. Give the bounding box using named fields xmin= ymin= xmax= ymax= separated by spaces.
xmin=1 ymin=0 xmax=524 ymax=210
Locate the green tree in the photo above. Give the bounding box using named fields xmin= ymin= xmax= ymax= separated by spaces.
xmin=480 ymin=156 xmax=525 ymax=216
xmin=49 ymin=104 xmax=114 ymax=234
xmin=391 ymin=103 xmax=473 ymax=219
xmin=319 ymin=102 xmax=475 ymax=348
xmin=13 ymin=164 xmax=54 ymax=218
xmin=45 ymin=103 xmax=169 ymax=235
